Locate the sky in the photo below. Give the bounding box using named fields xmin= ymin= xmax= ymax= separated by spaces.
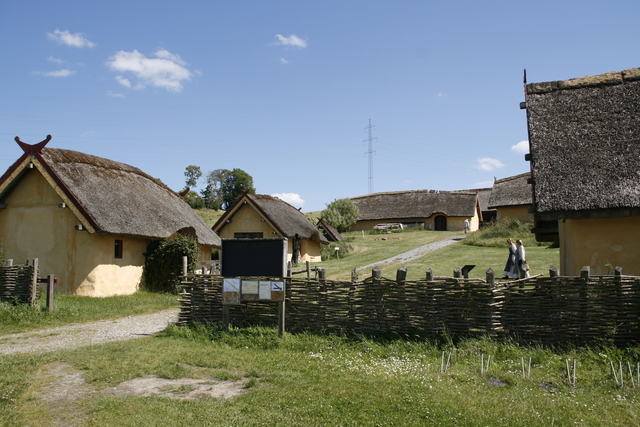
xmin=1 ymin=1 xmax=638 ymax=213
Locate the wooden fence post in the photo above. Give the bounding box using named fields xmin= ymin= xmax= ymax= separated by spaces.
xmin=182 ymin=256 xmax=188 ymax=277
xmin=396 ymin=267 xmax=407 ymax=330
xmin=486 ymin=268 xmax=495 ymax=286
xmin=46 ymin=274 xmax=55 ymax=312
xmin=30 ymin=258 xmax=39 ymax=307
xmin=486 ymin=268 xmax=496 ymax=336
xmin=306 ymin=261 xmax=311 ymax=279
xmin=426 ymin=269 xmax=434 ymax=282
xmin=453 ymin=268 xmax=462 ymax=279
xmin=5 ymin=259 xmax=12 ymax=267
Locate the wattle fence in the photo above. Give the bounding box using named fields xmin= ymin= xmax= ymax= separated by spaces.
xmin=178 ymin=266 xmax=640 ymax=346
xmin=0 ymin=259 xmax=38 ymax=306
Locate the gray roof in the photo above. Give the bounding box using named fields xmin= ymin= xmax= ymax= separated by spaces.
xmin=526 ymin=67 xmax=640 ymax=220
xmin=316 ymin=218 xmax=344 ymax=242
xmin=351 ymin=190 xmax=478 ymax=221
xmin=488 ymin=173 xmax=532 ymax=209
xmin=38 ymin=148 xmax=220 ymax=246
xmin=214 ymin=193 xmax=329 ymax=244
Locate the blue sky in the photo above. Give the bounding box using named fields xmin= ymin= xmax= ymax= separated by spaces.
xmin=1 ymin=1 xmax=638 ymax=212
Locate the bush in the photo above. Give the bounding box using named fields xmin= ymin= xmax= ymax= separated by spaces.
xmin=184 ymin=191 xmax=205 ymax=209
xmin=321 ymin=240 xmax=355 ymax=261
xmin=143 ymin=235 xmax=199 ymax=293
xmin=463 ymin=218 xmax=549 ymax=248
xmin=321 ymin=199 xmax=360 ymax=233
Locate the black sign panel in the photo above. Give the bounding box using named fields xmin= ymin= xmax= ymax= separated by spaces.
xmin=221 ymin=238 xmax=288 ymax=277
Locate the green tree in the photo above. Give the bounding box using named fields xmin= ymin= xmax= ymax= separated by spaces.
xmin=200 ymin=169 xmax=230 ymax=210
xmin=184 ymin=190 xmax=205 ymax=209
xmin=143 ymin=234 xmax=199 ymax=294
xmin=321 ymin=198 xmax=360 ymax=233
xmin=220 ymin=168 xmax=256 ymax=209
xmin=184 ymin=165 xmax=202 ymax=189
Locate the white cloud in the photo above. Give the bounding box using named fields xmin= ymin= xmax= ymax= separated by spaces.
xmin=272 ymin=193 xmax=306 ymax=208
xmin=274 ymin=34 xmax=308 ymax=49
xmin=106 ymin=49 xmax=193 ymax=92
xmin=115 ymin=75 xmax=132 ymax=88
xmin=280 ymin=58 xmax=289 ymax=64
xmin=47 ymin=29 xmax=96 ymax=48
xmin=33 ymin=69 xmax=76 ymax=77
xmin=47 ymin=56 xmax=65 ymax=64
xmin=511 ymin=140 xmax=530 ymax=154
xmin=436 ymin=92 xmax=447 ymax=97
xmin=476 ymin=157 xmax=505 ymax=172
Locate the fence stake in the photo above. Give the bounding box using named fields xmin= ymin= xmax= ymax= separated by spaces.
xmin=611 ymin=361 xmax=619 ymax=386
xmin=628 ymin=362 xmax=635 ymax=388
xmin=620 ymin=361 xmax=624 ymax=388
xmin=46 ymin=274 xmax=55 ymax=312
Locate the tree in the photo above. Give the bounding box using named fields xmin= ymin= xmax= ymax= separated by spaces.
xmin=220 ymin=168 xmax=256 ymax=210
xmin=321 ymin=198 xmax=360 ymax=233
xmin=184 ymin=165 xmax=202 ymax=189
xmin=184 ymin=190 xmax=205 ymax=209
xmin=200 ymin=169 xmax=230 ymax=210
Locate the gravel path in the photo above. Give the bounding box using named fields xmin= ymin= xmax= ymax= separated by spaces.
xmin=356 ymin=235 xmax=466 ymax=272
xmin=0 ymin=308 xmax=179 ymax=355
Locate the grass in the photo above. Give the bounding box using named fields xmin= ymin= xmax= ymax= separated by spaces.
xmin=0 ymin=291 xmax=178 ymax=335
xmin=1 ymin=327 xmax=639 ymax=426
xmin=194 ymin=208 xmax=226 ymax=227
xmin=307 ymin=224 xmax=558 ymax=281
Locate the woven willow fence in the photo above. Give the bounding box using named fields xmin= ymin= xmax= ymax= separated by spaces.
xmin=0 ymin=260 xmax=38 ymax=306
xmin=178 ymin=267 xmax=640 ymax=346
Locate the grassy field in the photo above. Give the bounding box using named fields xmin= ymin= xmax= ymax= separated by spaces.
xmin=1 ymin=326 xmax=639 ymax=426
xmin=309 ymin=226 xmax=559 ymax=282
xmin=0 ymin=291 xmax=178 ymax=335
xmin=4 ymin=221 xmax=638 ymax=426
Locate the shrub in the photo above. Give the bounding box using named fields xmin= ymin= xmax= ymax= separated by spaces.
xmin=321 ymin=240 xmax=355 ymax=261
xmin=143 ymin=235 xmax=199 ymax=293
xmin=463 ymin=218 xmax=548 ymax=248
xmin=321 ymin=199 xmax=360 ymax=233
xmin=184 ymin=191 xmax=205 ymax=209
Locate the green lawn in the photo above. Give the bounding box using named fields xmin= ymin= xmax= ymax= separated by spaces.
xmin=1 ymin=327 xmax=638 ymax=426
xmin=0 ymin=291 xmax=178 ymax=335
xmin=310 ymin=228 xmax=559 ymax=282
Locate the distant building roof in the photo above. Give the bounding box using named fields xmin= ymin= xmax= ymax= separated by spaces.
xmin=316 ymin=218 xmax=344 ymax=242
xmin=526 ymin=67 xmax=640 ymax=220
xmin=0 ymin=138 xmax=221 ymax=246
xmin=213 ymin=193 xmax=329 ymax=244
xmin=351 ymin=190 xmax=478 ymax=221
xmin=488 ymin=173 xmax=532 ymax=209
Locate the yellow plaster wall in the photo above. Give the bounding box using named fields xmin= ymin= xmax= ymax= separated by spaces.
xmin=496 ymin=206 xmax=533 ymax=223
xmin=559 ymin=216 xmax=640 ymax=276
xmin=216 ymin=204 xmax=278 ymax=238
xmin=0 ymin=169 xmax=146 ymax=296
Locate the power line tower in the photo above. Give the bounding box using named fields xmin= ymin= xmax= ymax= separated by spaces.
xmin=364 ymin=119 xmax=376 ymax=193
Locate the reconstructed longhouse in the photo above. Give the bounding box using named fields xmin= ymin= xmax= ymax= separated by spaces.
xmin=350 ymin=190 xmax=482 ymax=232
xmin=213 ymin=193 xmax=329 ymax=264
xmin=0 ymin=136 xmax=221 ymax=296
xmin=488 ymin=172 xmax=533 ymax=223
xmin=524 ymin=67 xmax=640 ymax=275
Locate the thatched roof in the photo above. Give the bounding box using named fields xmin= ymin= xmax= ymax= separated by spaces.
xmin=1 ymin=141 xmax=220 ymax=246
xmin=351 ymin=190 xmax=478 ymax=220
xmin=526 ymin=67 xmax=640 ymax=220
xmin=488 ymin=173 xmax=532 ymax=209
xmin=476 ymin=188 xmax=494 ymax=213
xmin=214 ymin=193 xmax=329 ymax=244
xmin=316 ymin=218 xmax=344 ymax=242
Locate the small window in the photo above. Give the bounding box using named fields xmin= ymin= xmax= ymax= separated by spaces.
xmin=234 ymin=232 xmax=264 ymax=239
xmin=114 ymin=239 xmax=123 ymax=259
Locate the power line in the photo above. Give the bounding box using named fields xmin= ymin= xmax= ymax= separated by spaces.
xmin=364 ymin=119 xmax=376 ymax=194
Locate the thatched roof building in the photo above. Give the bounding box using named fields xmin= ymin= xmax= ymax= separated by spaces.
xmin=213 ymin=193 xmax=328 ymax=264
xmin=37 ymin=148 xmax=219 ymax=245
xmin=350 ymin=190 xmax=481 ymax=232
xmin=0 ymin=136 xmax=220 ymax=296
xmin=526 ymin=67 xmax=640 ymax=221
xmin=524 ymin=67 xmax=640 ymax=275
xmin=488 ymin=173 xmax=532 ymax=209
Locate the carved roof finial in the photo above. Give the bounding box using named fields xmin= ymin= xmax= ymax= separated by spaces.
xmin=15 ymin=135 xmax=52 ymax=154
